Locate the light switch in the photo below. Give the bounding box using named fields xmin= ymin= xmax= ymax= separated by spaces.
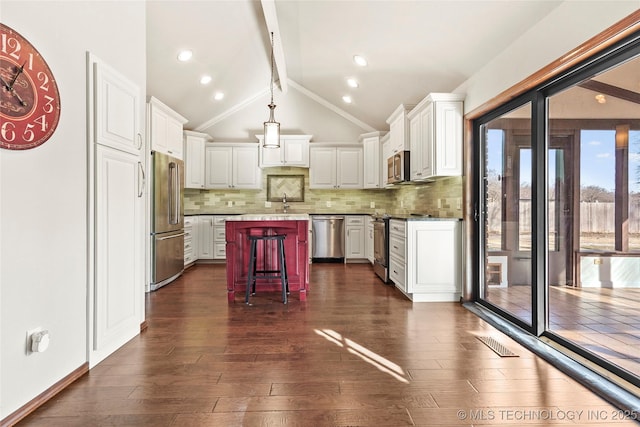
xmin=227 ymin=201 xmax=233 ymax=207
xmin=265 ymin=201 xmax=272 ymax=208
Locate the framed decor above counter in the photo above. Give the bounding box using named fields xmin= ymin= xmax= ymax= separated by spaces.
xmin=267 ymin=175 xmax=304 ymax=202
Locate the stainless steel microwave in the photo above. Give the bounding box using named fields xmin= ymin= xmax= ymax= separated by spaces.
xmin=387 ymin=151 xmax=411 ymax=184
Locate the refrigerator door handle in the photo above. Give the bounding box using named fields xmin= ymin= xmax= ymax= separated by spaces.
xmin=156 ymin=232 xmax=186 ymax=241
xmin=168 ymin=162 xmax=180 ymax=225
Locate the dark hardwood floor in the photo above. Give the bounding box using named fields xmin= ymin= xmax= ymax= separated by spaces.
xmin=17 ymin=264 xmax=638 ymax=426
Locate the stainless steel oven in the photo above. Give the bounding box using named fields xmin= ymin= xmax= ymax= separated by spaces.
xmin=373 ymin=216 xmax=389 ymax=283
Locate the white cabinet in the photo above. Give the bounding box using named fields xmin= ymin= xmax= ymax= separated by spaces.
xmin=345 ymin=216 xmax=366 ymax=260
xmin=360 ymin=131 xmax=386 ymax=189
xmin=184 ymin=216 xmax=197 ymax=266
xmin=386 ymin=104 xmax=414 ymax=154
xmin=183 ymin=131 xmax=210 ymax=189
xmin=407 ymin=220 xmax=462 ymax=301
xmin=148 ymin=97 xmax=187 ymax=159
xmin=197 ymin=215 xmax=215 ymax=260
xmin=388 ymin=219 xmax=407 ymax=293
xmin=89 ymin=54 xmax=144 ymax=365
xmin=258 ymin=134 xmax=312 ymax=167
xmin=388 ymin=218 xmax=462 ymax=302
xmin=193 ymin=215 xmax=228 ymax=261
xmin=309 ymin=145 xmax=363 ymax=189
xmin=366 ymin=216 xmax=374 ymax=264
xmin=204 ymin=143 xmax=261 ymax=189
xmin=213 ymin=216 xmax=228 ymax=260
xmin=408 ymin=93 xmax=464 ymax=180
xmin=381 ymin=132 xmax=391 ymax=187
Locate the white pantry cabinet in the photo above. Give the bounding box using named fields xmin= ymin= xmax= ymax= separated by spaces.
xmin=89 ymin=54 xmax=144 ymax=366
xmin=360 ymin=131 xmax=387 ymax=189
xmin=183 ymin=130 xmax=211 ymax=189
xmin=204 ymin=143 xmax=261 ymax=189
xmin=148 ymin=97 xmax=187 ymax=159
xmin=309 ymin=145 xmax=363 ymax=189
xmin=257 ymin=134 xmax=312 ymax=167
xmin=408 ymin=93 xmax=464 ymax=180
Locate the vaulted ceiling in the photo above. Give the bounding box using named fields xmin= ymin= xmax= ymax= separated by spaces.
xmin=146 ymin=0 xmax=564 ymax=134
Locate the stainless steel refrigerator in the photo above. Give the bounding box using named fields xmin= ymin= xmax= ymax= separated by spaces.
xmin=151 ymin=151 xmax=184 ymax=291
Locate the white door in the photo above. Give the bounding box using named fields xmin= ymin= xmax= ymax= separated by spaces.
xmin=205 ymin=145 xmax=233 ymax=188
xmin=90 ymin=54 xmax=144 ymax=367
xmin=309 ymin=147 xmax=336 ymax=188
xmin=95 ymin=145 xmax=143 ymax=358
xmin=198 ymin=216 xmax=215 ymax=259
xmin=184 ymin=135 xmax=205 ymax=189
xmin=233 ymin=146 xmax=260 ymax=189
xmin=336 ymin=147 xmax=363 ymax=189
xmin=283 ymin=139 xmax=309 ymax=166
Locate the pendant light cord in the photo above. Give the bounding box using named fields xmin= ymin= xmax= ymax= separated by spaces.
xmin=269 ymin=31 xmax=275 ymax=106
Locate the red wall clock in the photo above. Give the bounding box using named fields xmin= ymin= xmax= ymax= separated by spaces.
xmin=0 ymin=23 xmax=61 ymax=150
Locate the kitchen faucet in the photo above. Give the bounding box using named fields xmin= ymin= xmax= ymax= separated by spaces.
xmin=283 ymin=193 xmax=290 ymax=213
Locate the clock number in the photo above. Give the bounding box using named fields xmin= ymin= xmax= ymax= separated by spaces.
xmin=1 ymin=34 xmax=21 ymax=60
xmin=43 ymin=95 xmax=55 ymax=113
xmin=1 ymin=122 xmax=16 ymax=142
xmin=23 ymin=124 xmax=35 ymax=142
xmin=37 ymin=71 xmax=49 ymax=91
xmin=34 ymin=114 xmax=48 ymax=131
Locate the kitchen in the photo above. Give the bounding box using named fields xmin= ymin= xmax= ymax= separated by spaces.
xmin=2 ymin=1 xmax=639 ymax=424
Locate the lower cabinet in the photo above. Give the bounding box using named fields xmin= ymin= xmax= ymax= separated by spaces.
xmin=366 ymin=216 xmax=374 ymax=264
xmin=389 ymin=219 xmax=462 ymax=302
xmin=184 ymin=216 xmax=197 ymax=266
xmin=345 ymin=215 xmax=366 ymax=261
xmin=191 ymin=215 xmax=230 ymax=262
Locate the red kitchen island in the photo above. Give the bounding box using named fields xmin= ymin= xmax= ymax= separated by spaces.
xmin=225 ymin=214 xmax=309 ymax=303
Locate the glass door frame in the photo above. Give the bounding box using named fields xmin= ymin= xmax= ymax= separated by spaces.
xmin=473 ymin=92 xmax=547 ymax=336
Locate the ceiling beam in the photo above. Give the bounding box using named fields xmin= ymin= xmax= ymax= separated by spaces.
xmin=261 ymin=0 xmax=288 ymax=94
xmin=578 ymin=79 xmax=640 ymax=105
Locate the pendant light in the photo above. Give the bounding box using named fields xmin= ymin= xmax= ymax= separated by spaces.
xmin=263 ymin=31 xmax=280 ymax=148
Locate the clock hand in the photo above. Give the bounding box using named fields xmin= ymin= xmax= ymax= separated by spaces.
xmin=8 ymin=61 xmax=26 ymax=89
xmin=9 ymin=87 xmax=27 ymax=107
xmin=0 ymin=74 xmax=11 ymax=90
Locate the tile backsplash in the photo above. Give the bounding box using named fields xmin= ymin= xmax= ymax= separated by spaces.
xmin=184 ymin=167 xmax=462 ymax=218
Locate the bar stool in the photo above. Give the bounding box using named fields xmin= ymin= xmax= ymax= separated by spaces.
xmin=246 ymin=234 xmax=289 ymax=304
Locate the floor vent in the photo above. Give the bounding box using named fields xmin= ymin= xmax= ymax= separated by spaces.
xmin=477 ymin=336 xmax=518 ymax=357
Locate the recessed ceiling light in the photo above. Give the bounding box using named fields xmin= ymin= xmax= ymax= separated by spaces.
xmin=595 ymin=94 xmax=606 ymax=104
xmin=342 ymin=95 xmax=352 ymax=104
xmin=214 ymin=92 xmax=225 ymax=101
xmin=200 ymin=75 xmax=212 ymax=85
xmin=347 ymin=78 xmax=359 ymax=88
xmin=177 ymin=50 xmax=193 ymax=62
xmin=353 ymin=55 xmax=367 ymax=67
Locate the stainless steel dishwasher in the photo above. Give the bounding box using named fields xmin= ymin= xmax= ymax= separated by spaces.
xmin=311 ymin=216 xmax=345 ymax=262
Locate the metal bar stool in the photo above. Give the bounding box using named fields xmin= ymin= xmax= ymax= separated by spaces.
xmin=246 ymin=234 xmax=289 ymax=304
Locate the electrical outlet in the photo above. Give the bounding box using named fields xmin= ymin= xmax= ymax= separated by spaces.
xmin=400 ymin=200 xmax=404 ymax=208
xmin=265 ymin=201 xmax=272 ymax=208
xmin=370 ymin=201 xmax=375 ymax=209
xmin=326 ymin=201 xmax=332 ymax=208
xmin=227 ymin=201 xmax=233 ymax=207
xmin=456 ymin=198 xmax=461 ymax=210
xmin=437 ymin=199 xmax=442 ymax=209
xmin=26 ymin=327 xmax=42 ymax=354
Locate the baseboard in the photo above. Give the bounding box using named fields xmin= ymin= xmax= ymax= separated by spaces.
xmin=0 ymin=363 xmax=89 ymax=427
xmin=140 ymin=320 xmax=148 ymax=332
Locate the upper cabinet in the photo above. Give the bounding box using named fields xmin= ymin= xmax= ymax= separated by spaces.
xmin=204 ymin=143 xmax=261 ymax=190
xmin=408 ymin=93 xmax=464 ymax=180
xmin=148 ymin=97 xmax=188 ymax=159
xmin=257 ymin=134 xmax=312 ymax=168
xmin=309 ymin=144 xmax=363 ymax=189
xmin=183 ymin=130 xmax=211 ymax=189
xmin=359 ymin=131 xmax=387 ymax=189
xmin=385 ymin=104 xmax=414 ymax=154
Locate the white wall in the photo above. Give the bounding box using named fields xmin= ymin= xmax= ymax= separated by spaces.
xmin=455 ymin=1 xmax=640 ymax=114
xmin=0 ymin=0 xmax=146 ymax=419
xmin=198 ymin=79 xmax=369 ymax=142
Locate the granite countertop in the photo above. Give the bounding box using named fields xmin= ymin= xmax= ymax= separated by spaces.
xmin=388 ymin=214 xmax=462 ymax=221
